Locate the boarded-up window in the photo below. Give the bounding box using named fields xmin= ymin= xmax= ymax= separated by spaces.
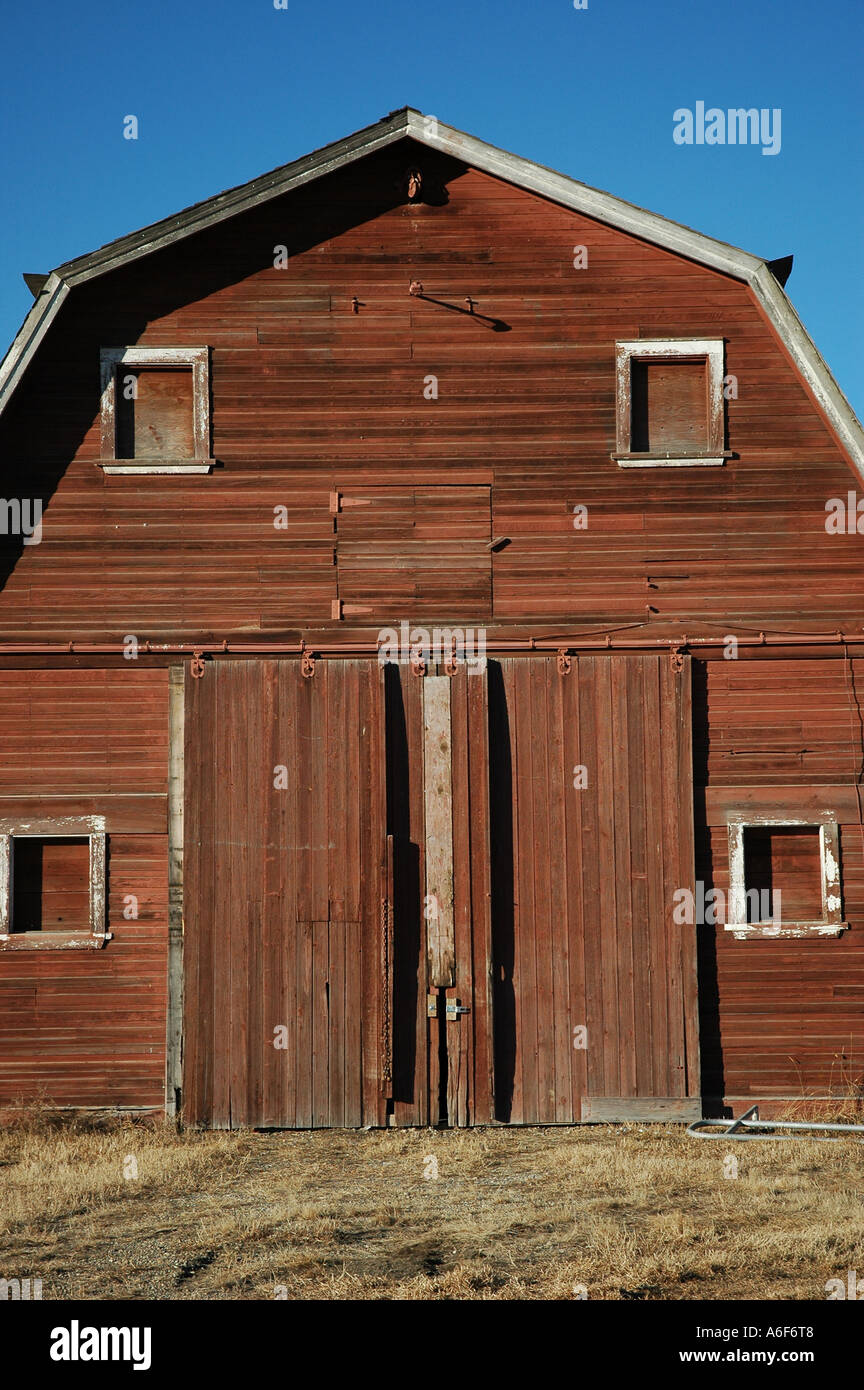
xmin=615 ymin=339 xmax=724 ymax=466
xmin=115 ymin=368 xmax=195 ymax=459
xmin=630 ymin=358 xmax=708 ymax=453
xmin=743 ymin=825 xmax=823 ymax=923
xmin=11 ymin=836 xmax=91 ymax=932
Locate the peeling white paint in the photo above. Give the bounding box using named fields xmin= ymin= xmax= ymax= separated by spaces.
xmin=0 ymin=821 xmax=108 ymax=951
xmin=726 ymin=815 xmax=846 ymax=938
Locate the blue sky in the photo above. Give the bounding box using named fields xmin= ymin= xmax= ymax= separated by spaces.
xmin=1 ymin=0 xmax=861 ymax=413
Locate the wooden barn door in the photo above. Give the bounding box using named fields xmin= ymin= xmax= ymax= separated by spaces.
xmin=490 ymin=654 xmax=700 ymax=1124
xmin=183 ymin=654 xmax=697 ymax=1129
xmin=183 ymin=660 xmax=388 ymax=1129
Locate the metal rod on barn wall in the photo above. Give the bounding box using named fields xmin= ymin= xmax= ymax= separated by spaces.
xmin=0 ymin=633 xmax=863 ymax=657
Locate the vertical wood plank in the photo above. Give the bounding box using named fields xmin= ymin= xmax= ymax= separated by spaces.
xmin=531 ymin=660 xmax=555 ymax=1121
xmin=467 ymin=666 xmax=495 ymax=1124
xmin=563 ymin=658 xmax=586 ymax=1121
xmin=513 ymin=660 xmax=538 ymax=1124
xmin=295 ymin=918 xmax=314 ymax=1127
xmin=244 ymin=662 xmax=265 ymax=1128
xmin=594 ymin=656 xmax=619 ymax=1097
xmin=166 ymin=665 xmax=184 ymax=1118
xmin=312 ymin=919 xmax=329 ymax=1126
xmin=210 ymin=665 xmax=232 ymax=1128
xmin=359 ymin=660 xmax=387 ymax=1126
xmin=278 ymin=661 xmax=297 ymax=1128
xmin=261 ymin=660 xmax=282 ymax=1127
xmin=407 ymin=672 xmax=433 ymax=1128
xmin=578 ymin=656 xmax=603 ymax=1102
xmin=547 ymin=662 xmax=573 ymax=1122
xmin=611 ymin=656 xmax=636 ymax=1097
xmin=227 ymin=663 xmax=251 ymax=1128
xmin=643 ymin=656 xmax=668 ymax=1096
xmin=449 ymin=670 xmax=471 ymax=1126
xmin=182 ymin=665 xmax=203 ymax=1124
xmin=627 ymin=657 xmax=652 ymax=1098
xmin=660 ymin=657 xmax=685 ymax=1096
xmin=423 ymin=677 xmax=455 ymax=988
xmin=676 ymin=657 xmax=700 ymax=1098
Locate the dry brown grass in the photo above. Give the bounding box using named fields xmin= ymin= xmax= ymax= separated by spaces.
xmin=1 ymin=1106 xmax=863 ymax=1300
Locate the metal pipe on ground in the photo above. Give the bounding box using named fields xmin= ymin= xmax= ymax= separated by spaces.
xmin=687 ymin=1105 xmax=864 ymax=1141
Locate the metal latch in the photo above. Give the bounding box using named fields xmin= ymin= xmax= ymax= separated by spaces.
xmin=427 ymin=993 xmax=439 ymax=1018
xmin=446 ymin=999 xmax=471 ymax=1020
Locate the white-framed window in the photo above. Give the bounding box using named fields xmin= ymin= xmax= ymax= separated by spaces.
xmin=0 ymin=817 xmax=110 ymax=951
xmin=614 ymin=338 xmax=727 ymax=467
xmin=726 ymin=816 xmax=846 ymax=939
xmin=99 ymin=346 xmax=213 ymax=474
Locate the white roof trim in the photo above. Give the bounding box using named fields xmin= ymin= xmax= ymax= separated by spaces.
xmin=0 ymin=273 xmax=68 ymax=413
xmin=1 ymin=107 xmax=861 ymax=472
xmin=750 ymin=263 xmax=864 ymax=472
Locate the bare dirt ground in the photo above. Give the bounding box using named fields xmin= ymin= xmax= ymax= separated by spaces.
xmin=1 ymin=1110 xmax=862 ymax=1300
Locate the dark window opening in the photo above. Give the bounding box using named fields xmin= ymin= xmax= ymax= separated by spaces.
xmin=11 ymin=836 xmax=90 ymax=933
xmin=742 ymin=825 xmax=822 ymax=923
xmin=115 ymin=367 xmax=194 ymax=459
xmin=630 ymin=358 xmax=709 ymax=453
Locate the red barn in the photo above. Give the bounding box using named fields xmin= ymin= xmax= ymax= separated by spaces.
xmin=0 ymin=108 xmax=862 ymax=1128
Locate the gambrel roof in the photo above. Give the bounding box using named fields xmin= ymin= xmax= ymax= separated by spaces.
xmin=1 ymin=105 xmax=861 ymax=470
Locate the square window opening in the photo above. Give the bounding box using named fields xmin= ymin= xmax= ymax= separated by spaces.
xmin=115 ymin=367 xmax=195 ymax=460
xmin=98 ymin=346 xmax=212 ymax=473
xmin=614 ymin=338 xmax=725 ymax=467
xmin=11 ymin=835 xmax=91 ymax=933
xmin=726 ymin=816 xmax=846 ymax=939
xmin=0 ymin=821 xmax=108 ymax=950
xmin=742 ymin=824 xmax=823 ymax=924
xmin=629 ymin=357 xmax=709 ymax=454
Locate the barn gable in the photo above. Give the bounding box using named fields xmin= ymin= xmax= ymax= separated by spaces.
xmin=2 ymin=107 xmax=861 ymax=475
xmin=0 ymin=116 xmax=862 ymax=640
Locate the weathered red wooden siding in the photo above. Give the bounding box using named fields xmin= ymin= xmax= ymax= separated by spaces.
xmin=0 ymin=668 xmax=169 ymax=1108
xmin=384 ymin=664 xmax=494 ymax=1127
xmin=183 ymin=660 xmax=386 ymax=1128
xmin=0 ymin=134 xmax=861 ymax=1122
xmin=0 ymin=141 xmax=858 ymax=642
xmin=490 ymin=654 xmax=698 ymax=1122
xmin=448 ymin=665 xmax=495 ymax=1125
xmin=695 ymin=655 xmax=864 ymax=1107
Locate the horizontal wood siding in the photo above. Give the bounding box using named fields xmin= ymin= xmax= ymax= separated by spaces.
xmin=0 ymin=134 xmax=861 ymax=1121
xmin=336 ymin=485 xmax=491 ymax=622
xmin=0 ymin=141 xmax=855 ymax=643
xmin=695 ymin=655 xmax=864 ymax=1106
xmin=0 ymin=669 xmax=169 ymax=1108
